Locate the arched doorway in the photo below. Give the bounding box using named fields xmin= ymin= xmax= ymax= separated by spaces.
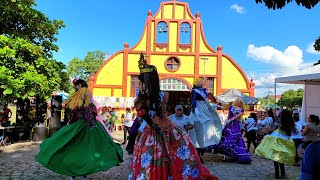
xmin=160 ymin=78 xmax=192 ymax=115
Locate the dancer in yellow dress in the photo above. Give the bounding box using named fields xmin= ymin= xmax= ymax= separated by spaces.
xmin=255 ymin=109 xmax=296 ymax=179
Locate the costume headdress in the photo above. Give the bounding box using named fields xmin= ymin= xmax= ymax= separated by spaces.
xmin=72 ymin=78 xmax=78 ymax=85
xmin=63 ymin=87 xmax=91 ymax=110
xmin=138 ymin=52 xmax=153 ymax=73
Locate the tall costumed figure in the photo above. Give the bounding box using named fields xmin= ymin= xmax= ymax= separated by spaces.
xmin=188 ymin=78 xmax=223 ymax=163
xmin=128 ymin=53 xmax=218 ymax=180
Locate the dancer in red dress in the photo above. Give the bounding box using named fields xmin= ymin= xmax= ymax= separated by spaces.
xmin=128 ymin=53 xmax=217 ymax=180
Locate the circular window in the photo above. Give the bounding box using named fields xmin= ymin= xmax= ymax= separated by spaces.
xmin=165 ymin=57 xmax=180 ymax=72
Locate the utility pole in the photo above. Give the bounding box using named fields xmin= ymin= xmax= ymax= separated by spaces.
xmin=201 ymin=57 xmax=208 ymax=81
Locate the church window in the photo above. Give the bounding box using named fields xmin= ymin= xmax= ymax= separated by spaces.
xmin=156 ymin=22 xmax=168 ymax=43
xmin=165 ymin=57 xmax=180 ymax=72
xmin=160 ymin=79 xmax=189 ymax=91
xmin=180 ymin=22 xmax=191 ymax=44
xmin=130 ymin=75 xmax=140 ymax=97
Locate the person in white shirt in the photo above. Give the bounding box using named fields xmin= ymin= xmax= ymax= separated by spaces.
xmin=291 ymin=115 xmax=303 ymax=166
xmin=168 ymin=105 xmax=193 ymax=131
xmin=263 ymin=110 xmax=274 ymax=129
xmin=122 ymin=108 xmax=133 ymax=145
xmin=244 ymin=112 xmax=258 ymax=152
xmin=99 ymin=107 xmax=111 ymax=128
xmin=257 ymin=115 xmax=265 ymax=130
xmin=293 ymin=110 xmax=307 ymax=128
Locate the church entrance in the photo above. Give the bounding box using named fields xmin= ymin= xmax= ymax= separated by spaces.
xmin=160 ymin=78 xmax=192 ymax=115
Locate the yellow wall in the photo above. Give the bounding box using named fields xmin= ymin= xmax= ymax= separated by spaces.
xmin=93 ymin=88 xmax=112 ymax=97
xmin=199 ymin=31 xmax=212 ymax=53
xmin=96 ymin=53 xmax=124 ymax=85
xmin=169 ymin=22 xmax=178 ymax=52
xmin=150 ymin=55 xmax=195 ymax=74
xmin=133 ymin=28 xmax=147 ymax=51
xmin=175 ymin=5 xmax=184 ymax=19
xmin=185 ymin=8 xmax=193 ymax=20
xmin=184 ymin=77 xmax=194 ymax=89
xmin=221 ymin=57 xmax=247 ymax=89
xmin=114 ymin=89 xmax=122 ymax=97
xmin=199 ymin=56 xmax=217 ymax=75
xmin=163 ymin=4 xmax=173 ymax=19
xmin=127 ymin=54 xmax=141 ymax=72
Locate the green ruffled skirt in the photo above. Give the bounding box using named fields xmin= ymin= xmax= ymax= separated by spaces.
xmin=255 ymin=129 xmax=295 ymax=165
xmin=35 ymin=119 xmax=123 ymax=176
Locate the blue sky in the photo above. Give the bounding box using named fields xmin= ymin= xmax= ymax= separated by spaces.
xmin=35 ymin=0 xmax=320 ymax=97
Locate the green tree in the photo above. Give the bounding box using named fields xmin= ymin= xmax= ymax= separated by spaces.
xmin=67 ymin=50 xmax=106 ymax=81
xmin=278 ymin=88 xmax=304 ymax=108
xmin=0 ymin=0 xmax=66 ymax=101
xmin=255 ymin=0 xmax=319 ymax=9
xmin=255 ymin=0 xmax=320 ymax=54
xmin=258 ymin=96 xmax=275 ymax=108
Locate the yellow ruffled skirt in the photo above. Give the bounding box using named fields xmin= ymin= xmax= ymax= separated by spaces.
xmin=255 ymin=129 xmax=296 ymax=165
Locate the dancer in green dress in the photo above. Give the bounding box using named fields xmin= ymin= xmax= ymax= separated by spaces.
xmin=35 ymin=86 xmax=123 ymax=179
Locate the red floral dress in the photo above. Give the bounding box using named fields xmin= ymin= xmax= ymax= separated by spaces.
xmin=129 ymin=121 xmax=203 ymax=180
xmin=129 ymin=92 xmax=218 ymax=180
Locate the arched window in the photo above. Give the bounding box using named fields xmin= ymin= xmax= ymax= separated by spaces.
xmin=160 ymin=78 xmax=190 ymax=91
xmin=180 ymin=22 xmax=191 ymax=44
xmin=156 ymin=22 xmax=168 ymax=43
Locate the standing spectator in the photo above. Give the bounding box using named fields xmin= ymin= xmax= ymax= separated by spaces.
xmin=263 ymin=110 xmax=275 ymax=129
xmin=291 ymin=115 xmax=303 ymax=167
xmin=244 ymin=113 xmax=258 ymax=152
xmin=99 ymin=107 xmax=111 ymax=128
xmin=2 ymin=104 xmax=12 ymax=123
xmin=122 ymin=108 xmax=133 ymax=145
xmin=302 ymin=114 xmax=320 ymax=148
xmin=257 ymin=114 xmax=265 ymax=130
xmin=293 ymin=110 xmax=307 ymax=128
xmin=108 ymin=107 xmax=117 ymax=133
xmin=168 ymin=105 xmax=194 ymax=131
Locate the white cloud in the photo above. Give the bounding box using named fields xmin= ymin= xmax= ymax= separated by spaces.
xmin=247 ymin=44 xmax=315 ymax=97
xmin=250 ymin=71 xmax=304 ymax=98
xmin=306 ymin=43 xmax=320 ymax=55
xmin=230 ymin=4 xmax=246 ymax=14
xmin=247 ymin=44 xmax=303 ymax=73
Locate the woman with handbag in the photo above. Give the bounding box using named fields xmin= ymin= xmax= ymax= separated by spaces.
xmin=244 ymin=113 xmax=258 ymax=152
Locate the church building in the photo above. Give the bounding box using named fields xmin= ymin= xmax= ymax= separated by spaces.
xmin=88 ymin=0 xmax=255 ymax=108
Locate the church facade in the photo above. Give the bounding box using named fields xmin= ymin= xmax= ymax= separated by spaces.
xmin=89 ymin=1 xmax=255 ymax=107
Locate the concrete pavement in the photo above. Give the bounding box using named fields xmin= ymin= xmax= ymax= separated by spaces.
xmin=0 ymin=131 xmax=300 ymax=180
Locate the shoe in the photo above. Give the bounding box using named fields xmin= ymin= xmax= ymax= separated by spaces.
xmin=274 ymin=174 xmax=280 ymax=179
xmin=293 ymin=162 xmax=300 ymax=167
xmin=280 ymin=174 xmax=286 ymax=179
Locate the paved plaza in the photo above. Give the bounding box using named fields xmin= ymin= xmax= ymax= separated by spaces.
xmin=0 ymin=131 xmax=300 ymax=180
